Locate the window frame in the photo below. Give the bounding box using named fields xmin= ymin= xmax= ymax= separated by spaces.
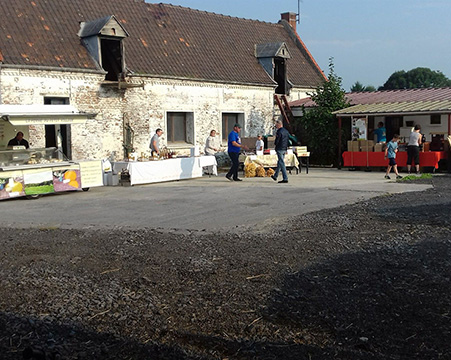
xmin=166 ymin=112 xmax=194 ymax=145
xmin=430 ymin=114 xmax=441 ymax=126
xmin=222 ymin=112 xmax=245 ymax=142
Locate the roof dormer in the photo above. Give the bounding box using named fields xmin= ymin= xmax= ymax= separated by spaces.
xmin=79 ymin=15 xmax=129 ymax=81
xmin=255 ymin=42 xmax=292 ymax=95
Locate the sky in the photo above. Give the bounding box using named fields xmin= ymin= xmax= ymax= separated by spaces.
xmin=148 ymin=0 xmax=451 ymax=91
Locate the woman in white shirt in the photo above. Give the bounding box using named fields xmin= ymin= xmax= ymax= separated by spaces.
xmin=407 ymin=124 xmax=422 ymax=174
xmin=204 ymin=130 xmax=219 ymax=175
xmin=205 ymin=130 xmax=219 ymax=156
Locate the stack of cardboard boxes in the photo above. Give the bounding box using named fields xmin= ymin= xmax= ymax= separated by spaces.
xmin=347 ymin=140 xmax=380 ymax=152
xmin=374 ymin=143 xmax=385 ymax=152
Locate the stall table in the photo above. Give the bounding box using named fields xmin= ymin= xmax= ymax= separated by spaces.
xmin=240 ymin=154 xmax=299 ymax=174
xmin=342 ymin=151 xmax=447 ymax=170
xmin=112 ymin=155 xmax=217 ymax=186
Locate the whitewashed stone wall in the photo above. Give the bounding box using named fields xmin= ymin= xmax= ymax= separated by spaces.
xmin=0 ymin=68 xmax=312 ymax=160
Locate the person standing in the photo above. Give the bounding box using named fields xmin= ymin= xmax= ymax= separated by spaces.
xmin=384 ymin=134 xmax=402 ymax=179
xmin=226 ymin=123 xmax=247 ymax=181
xmin=255 ymin=134 xmax=264 ymax=152
xmin=7 ymin=131 xmax=29 ymax=149
xmin=407 ymin=124 xmax=422 ymax=174
xmin=373 ymin=122 xmax=387 ymax=143
xmin=271 ymin=119 xmax=289 ymax=184
xmin=150 ymin=128 xmax=163 ymax=157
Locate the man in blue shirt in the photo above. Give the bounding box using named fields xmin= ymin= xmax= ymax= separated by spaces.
xmin=226 ymin=123 xmax=247 ymax=181
xmin=271 ymin=120 xmax=290 ymax=183
xmin=374 ymin=122 xmax=387 ymax=143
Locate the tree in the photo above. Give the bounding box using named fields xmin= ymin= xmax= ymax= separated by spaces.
xmin=351 ymin=81 xmax=376 ymax=92
xmin=294 ymin=58 xmax=349 ymax=165
xmin=350 ymin=81 xmax=365 ymax=92
xmin=380 ymin=67 xmax=451 ymax=90
xmin=350 ymin=81 xmax=377 ymax=92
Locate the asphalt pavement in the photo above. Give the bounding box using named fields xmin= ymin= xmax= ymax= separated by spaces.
xmin=0 ymin=168 xmax=432 ymax=232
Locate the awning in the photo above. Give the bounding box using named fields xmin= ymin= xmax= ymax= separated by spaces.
xmin=333 ymin=99 xmax=451 ymax=117
xmin=0 ymin=104 xmax=96 ymax=125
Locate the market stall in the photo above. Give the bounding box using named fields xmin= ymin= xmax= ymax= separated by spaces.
xmin=0 ymin=147 xmax=103 ymax=200
xmin=0 ymin=104 xmax=102 ymax=200
xmin=332 ymin=90 xmax=451 ymax=171
xmin=112 ymin=155 xmax=217 ymax=186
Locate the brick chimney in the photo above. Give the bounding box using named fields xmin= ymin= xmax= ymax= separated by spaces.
xmin=281 ymin=12 xmax=297 ymax=32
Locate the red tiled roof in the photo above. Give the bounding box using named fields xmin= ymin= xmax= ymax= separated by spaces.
xmin=290 ymin=87 xmax=451 ymax=108
xmin=0 ymin=0 xmax=325 ymax=87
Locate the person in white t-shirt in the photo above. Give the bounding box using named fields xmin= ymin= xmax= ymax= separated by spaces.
xmin=255 ymin=134 xmax=264 ymax=152
xmin=407 ymin=124 xmax=422 ymax=174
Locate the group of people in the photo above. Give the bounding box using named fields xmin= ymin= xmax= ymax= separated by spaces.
xmin=149 ymin=121 xmax=291 ymax=183
xmin=225 ymin=120 xmax=289 ymax=183
xmin=384 ymin=124 xmax=423 ymax=179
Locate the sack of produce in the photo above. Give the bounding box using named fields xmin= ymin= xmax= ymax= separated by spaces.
xmin=266 ymin=168 xmax=275 ymax=177
xmin=244 ymin=163 xmax=257 ymax=177
xmin=256 ymin=165 xmax=266 ymax=177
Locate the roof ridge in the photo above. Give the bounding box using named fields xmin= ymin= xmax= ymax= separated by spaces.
xmin=159 ymin=3 xmax=280 ymax=26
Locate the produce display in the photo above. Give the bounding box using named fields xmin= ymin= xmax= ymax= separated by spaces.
xmin=244 ymin=163 xmax=257 ymax=177
xmin=266 ymin=168 xmax=275 ymax=177
xmin=256 ymin=165 xmax=266 ymax=177
xmin=27 ymin=157 xmax=64 ymax=165
xmin=245 ymin=163 xmax=276 ymax=178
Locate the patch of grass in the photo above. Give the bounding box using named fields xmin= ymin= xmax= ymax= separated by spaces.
xmin=397 ymin=173 xmax=433 ymax=181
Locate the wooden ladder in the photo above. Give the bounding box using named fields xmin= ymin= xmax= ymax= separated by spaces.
xmin=274 ymin=94 xmax=294 ymax=132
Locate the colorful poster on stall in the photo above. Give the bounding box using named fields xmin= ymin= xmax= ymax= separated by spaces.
xmin=0 ymin=171 xmax=25 ymax=200
xmin=352 ymin=118 xmax=367 ymax=140
xmin=52 ymin=166 xmax=81 ymax=192
xmin=23 ymin=169 xmax=54 ymax=196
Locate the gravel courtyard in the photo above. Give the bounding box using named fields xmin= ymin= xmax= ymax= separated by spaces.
xmin=1 ymin=176 xmax=450 ymax=359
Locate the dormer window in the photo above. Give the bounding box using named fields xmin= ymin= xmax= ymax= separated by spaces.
xmin=79 ymin=15 xmax=129 ymax=81
xmin=255 ymin=42 xmax=292 ymax=95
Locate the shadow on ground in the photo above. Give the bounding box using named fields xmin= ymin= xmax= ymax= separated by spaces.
xmin=0 ymin=312 xmax=208 ymax=360
xmin=261 ymin=239 xmax=451 ymax=359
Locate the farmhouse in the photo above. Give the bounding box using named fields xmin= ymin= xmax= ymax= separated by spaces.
xmin=0 ymin=0 xmax=325 ymax=160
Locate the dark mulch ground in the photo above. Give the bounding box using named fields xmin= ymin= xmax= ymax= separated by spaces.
xmin=1 ymin=176 xmax=450 ymax=359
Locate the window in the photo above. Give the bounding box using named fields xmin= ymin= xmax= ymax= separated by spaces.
xmin=222 ymin=113 xmax=244 ymax=141
xmin=101 ymin=38 xmax=123 ymax=81
xmin=431 ymin=114 xmax=441 ymax=125
xmin=167 ymin=112 xmax=194 ymax=144
xmin=274 ymin=57 xmax=287 ymax=95
xmin=44 ymin=97 xmax=69 ymax=105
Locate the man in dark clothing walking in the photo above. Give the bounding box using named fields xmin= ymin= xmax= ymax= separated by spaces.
xmin=271 ymin=120 xmax=289 ymax=183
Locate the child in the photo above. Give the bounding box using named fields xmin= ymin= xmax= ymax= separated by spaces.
xmin=255 ymin=135 xmax=264 ymax=152
xmin=384 ymin=134 xmax=402 ymax=180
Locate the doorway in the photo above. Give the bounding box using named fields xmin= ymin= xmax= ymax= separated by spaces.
xmin=385 ymin=116 xmax=403 ymax=142
xmin=44 ymin=97 xmax=72 ymax=159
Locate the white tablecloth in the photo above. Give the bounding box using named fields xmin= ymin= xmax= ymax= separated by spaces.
xmin=112 ymin=156 xmax=217 ymax=185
